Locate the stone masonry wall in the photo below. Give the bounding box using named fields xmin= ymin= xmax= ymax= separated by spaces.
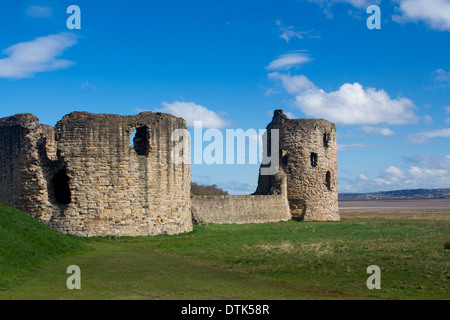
xmin=191 ymin=194 xmax=291 ymax=225
xmin=0 ymin=109 xmax=338 ymax=236
xmin=0 ymin=112 xmax=192 ymax=236
xmin=255 ymin=110 xmax=339 ymax=221
xmin=0 ymin=114 xmax=52 ymax=221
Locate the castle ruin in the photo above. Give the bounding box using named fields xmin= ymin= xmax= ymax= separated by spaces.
xmin=254 ymin=110 xmax=339 ymax=221
xmin=0 ymin=109 xmax=338 ymax=237
xmin=0 ymin=112 xmax=192 ymax=236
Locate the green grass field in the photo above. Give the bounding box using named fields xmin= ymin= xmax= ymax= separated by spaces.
xmin=0 ymin=203 xmax=448 ymax=300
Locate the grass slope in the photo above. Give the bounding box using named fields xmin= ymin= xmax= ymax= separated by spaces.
xmin=0 ymin=203 xmax=87 ymax=290
xmin=0 ymin=210 xmax=448 ymax=299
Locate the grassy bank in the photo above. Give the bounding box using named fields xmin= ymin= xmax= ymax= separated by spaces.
xmin=0 ymin=205 xmax=448 ymax=299
xmin=0 ymin=203 xmax=88 ymax=290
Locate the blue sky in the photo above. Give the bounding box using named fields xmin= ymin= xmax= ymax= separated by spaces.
xmin=1 ymin=0 xmax=449 ymax=194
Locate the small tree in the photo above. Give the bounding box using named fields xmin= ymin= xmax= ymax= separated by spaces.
xmin=191 ymin=182 xmax=229 ymax=196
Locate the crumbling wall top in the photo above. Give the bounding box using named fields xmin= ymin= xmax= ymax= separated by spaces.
xmin=272 ymin=109 xmax=336 ymax=131
xmin=56 ymin=111 xmax=186 ymax=127
xmin=0 ymin=113 xmax=40 ymax=130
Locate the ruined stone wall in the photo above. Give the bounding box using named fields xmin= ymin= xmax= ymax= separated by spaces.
xmin=0 ymin=112 xmax=192 ymax=236
xmin=255 ymin=110 xmax=339 ymax=221
xmin=1 ymin=108 xmax=338 ymax=236
xmin=191 ymin=194 xmax=291 ymax=225
xmin=0 ymin=114 xmax=52 ymax=221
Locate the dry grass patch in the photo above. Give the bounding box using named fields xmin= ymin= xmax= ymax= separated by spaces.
xmin=245 ymin=241 xmax=335 ymax=258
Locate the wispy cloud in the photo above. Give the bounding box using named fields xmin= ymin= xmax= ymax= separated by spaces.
xmin=445 ymin=106 xmax=450 ymax=123
xmin=431 ymin=69 xmax=450 ymax=88
xmin=161 ymin=101 xmax=229 ymax=129
xmin=275 ymin=20 xmax=318 ymax=43
xmin=264 ymin=88 xmax=281 ymax=96
xmin=266 ymin=51 xmax=312 ymax=71
xmin=360 ymin=126 xmax=395 ymax=136
xmin=403 ymin=153 xmax=450 ymax=169
xmin=337 ymin=144 xmax=372 ymax=151
xmin=407 ymin=128 xmax=450 ymax=144
xmin=0 ymin=33 xmax=77 ymax=79
xmin=433 ymin=69 xmax=450 ymax=82
xmin=308 ymin=0 xmax=376 ymax=9
xmin=307 ymin=0 xmax=380 ymax=18
xmin=81 ymin=81 xmax=96 ymax=91
xmin=26 ymin=5 xmax=53 ymax=18
xmin=423 ymin=114 xmax=433 ymax=125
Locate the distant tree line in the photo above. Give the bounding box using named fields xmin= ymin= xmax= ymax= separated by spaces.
xmin=191 ymin=182 xmax=229 ymax=196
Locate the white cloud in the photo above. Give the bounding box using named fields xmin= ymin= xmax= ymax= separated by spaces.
xmin=407 ymin=128 xmax=450 ymax=143
xmin=345 ymin=163 xmax=450 ymax=192
xmin=393 ymin=0 xmax=450 ymax=31
xmin=383 ymin=166 xmax=406 ymax=182
xmin=268 ymin=72 xmax=315 ymax=94
xmin=295 ymin=82 xmax=417 ymax=125
xmin=284 ymin=111 xmax=297 ymax=119
xmin=161 ymin=101 xmax=229 ymax=129
xmin=266 ymin=51 xmax=312 ymax=71
xmin=26 ymin=5 xmax=53 ymax=18
xmin=270 ymin=73 xmax=418 ymax=125
xmin=0 ymin=33 xmax=77 ymax=79
xmin=358 ymin=174 xmax=369 ymax=180
xmin=360 ymin=125 xmax=395 ymax=136
xmin=309 ymin=0 xmax=450 ymax=31
xmin=408 ymin=166 xmax=448 ymax=179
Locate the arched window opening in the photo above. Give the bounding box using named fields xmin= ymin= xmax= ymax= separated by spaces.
xmin=131 ymin=126 xmax=150 ymax=156
xmin=323 ymin=132 xmax=330 ymax=148
xmin=311 ymin=152 xmax=318 ymax=167
xmin=326 ymin=171 xmax=332 ymax=191
xmin=52 ymin=169 xmax=71 ymax=204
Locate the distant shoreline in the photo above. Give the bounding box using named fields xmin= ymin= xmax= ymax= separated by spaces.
xmin=339 ymin=199 xmax=450 ymax=210
xmin=339 ymin=188 xmax=450 ymax=201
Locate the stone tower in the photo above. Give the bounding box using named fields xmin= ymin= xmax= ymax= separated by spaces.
xmin=0 ymin=112 xmax=192 ymax=236
xmin=254 ymin=110 xmax=339 ymax=221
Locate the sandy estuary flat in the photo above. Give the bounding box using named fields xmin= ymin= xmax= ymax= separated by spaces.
xmin=339 ymin=199 xmax=450 ymax=210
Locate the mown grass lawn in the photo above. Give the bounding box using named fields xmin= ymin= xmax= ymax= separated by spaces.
xmin=0 ymin=203 xmax=449 ymax=300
